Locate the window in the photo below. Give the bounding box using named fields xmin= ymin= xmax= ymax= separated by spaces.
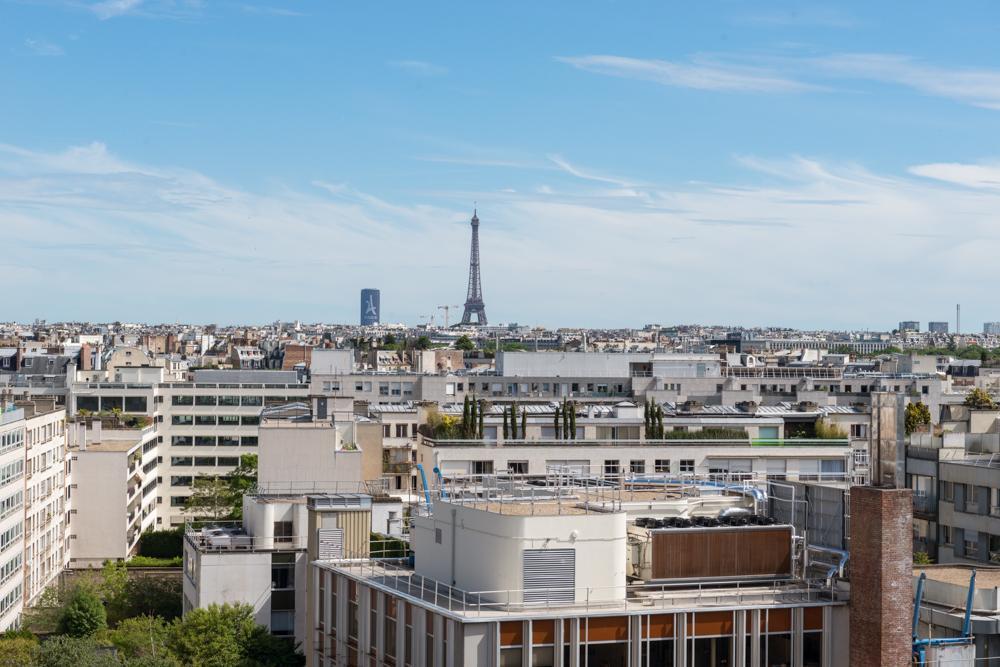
xmin=472 ymin=461 xmax=494 ymax=475
xmin=195 ymin=436 xmax=216 ymax=447
xmin=274 ymin=521 xmax=293 ymax=545
xmin=194 ymin=457 xmax=216 ymax=466
xmin=218 ymin=436 xmax=239 ymax=447
xmin=195 ymin=415 xmax=216 ymax=426
xmin=395 ymin=424 xmax=408 ymax=438
xmin=850 ymin=424 xmax=868 ymax=439
xmin=172 ymin=395 xmax=194 ymax=406
xmin=171 ymin=476 xmax=192 ymax=487
xmin=124 ymin=396 xmax=147 ymax=412
xmin=241 ymin=416 xmax=259 ymax=426
xmin=941 ymin=481 xmax=954 ymax=502
xmin=679 ymin=459 xmax=695 ymax=474
xmin=217 ymin=457 xmax=239 ymax=467
xmin=942 ymin=525 xmax=952 ymax=546
xmin=241 ymin=396 xmax=263 ymax=407
xmin=171 ymin=415 xmax=193 ymax=426
xmin=241 ymin=436 xmax=258 ymax=447
xmin=379 ymin=383 xmax=389 ymax=397
xmin=382 ymin=425 xmax=390 ymax=437
xmin=630 ymin=460 xmax=646 ymax=474
xmin=218 ymin=395 xmax=240 ymax=406
xmin=965 ymin=531 xmax=980 ymax=558
xmin=195 ymin=395 xmax=217 ymax=406
xmin=170 ymin=496 xmax=188 ymax=507
xmin=171 ymin=436 xmax=193 ymax=447
xmin=218 ymin=415 xmax=240 ymax=426
xmin=171 ymin=457 xmax=193 ymax=467
xmin=604 ymin=460 xmax=620 ymax=475
xmin=654 ymin=460 xmax=671 ymax=473
xmin=507 ymin=461 xmax=528 ymax=475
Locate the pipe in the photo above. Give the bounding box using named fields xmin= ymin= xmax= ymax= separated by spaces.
xmin=962 ymin=569 xmax=977 ymax=638
xmin=433 ymin=466 xmax=448 ymax=500
xmin=913 ymin=572 xmax=926 ymax=641
xmin=415 ymin=464 xmax=432 ymax=511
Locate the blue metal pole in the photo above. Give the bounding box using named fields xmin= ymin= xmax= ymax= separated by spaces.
xmin=415 ymin=464 xmax=432 ymax=510
xmin=913 ymin=572 xmax=927 ymax=642
xmin=962 ymin=569 xmax=977 ymax=638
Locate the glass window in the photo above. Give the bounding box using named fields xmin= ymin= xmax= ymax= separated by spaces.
xmin=194 ymin=436 xmax=216 ymax=447
xmin=172 ymin=395 xmax=194 ymax=406
xmin=218 ymin=395 xmax=240 ymax=406
xmin=216 ymin=457 xmax=239 ymax=466
xmin=654 ymin=460 xmax=671 ymax=473
xmin=195 ymin=415 xmax=216 ymax=426
xmin=679 ymin=459 xmax=695 ymax=473
xmin=171 ymin=457 xmax=192 ymax=467
xmin=218 ymin=416 xmax=240 ymax=426
xmin=171 ymin=476 xmax=192 ymax=487
xmin=171 ymin=436 xmax=193 ymax=447
xmin=171 ymin=415 xmax=193 ymax=426
xmin=195 ymin=395 xmax=217 ymax=406
xmin=194 ymin=457 xmax=216 ymax=466
xmin=241 ymin=436 xmax=258 ymax=447
xmin=241 ymin=396 xmax=263 ymax=407
xmin=241 ymin=416 xmax=260 ymax=426
xmin=218 ymin=436 xmax=239 ymax=447
xmin=124 ymin=396 xmax=147 ymax=413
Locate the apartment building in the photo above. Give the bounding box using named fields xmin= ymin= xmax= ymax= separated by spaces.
xmin=68 ymin=368 xmax=309 ymax=526
xmin=66 ymin=419 xmax=160 ymax=568
xmin=19 ymin=399 xmax=68 ymax=606
xmin=308 ymin=472 xmax=854 ymax=667
xmin=0 ymin=407 xmax=25 ymax=630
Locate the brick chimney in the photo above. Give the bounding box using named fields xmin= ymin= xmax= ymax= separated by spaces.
xmin=79 ymin=342 xmax=92 ymax=371
xmin=849 ymin=486 xmax=913 ymax=666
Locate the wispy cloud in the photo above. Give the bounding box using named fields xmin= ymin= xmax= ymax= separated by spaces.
xmin=388 ymin=60 xmax=447 ymax=77
xmin=909 ymin=161 xmax=1000 ymax=190
xmin=240 ymin=4 xmax=305 ymax=17
xmin=556 ymin=54 xmax=814 ymax=93
xmin=547 ymin=154 xmax=637 ymax=187
xmin=24 ymin=38 xmax=64 ymax=56
xmin=90 ymin=0 xmax=143 ymax=19
xmin=810 ymin=53 xmax=1000 ymax=110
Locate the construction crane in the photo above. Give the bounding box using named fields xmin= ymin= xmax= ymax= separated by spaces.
xmin=437 ymin=305 xmax=460 ymax=329
xmin=419 ymin=314 xmax=435 ymax=328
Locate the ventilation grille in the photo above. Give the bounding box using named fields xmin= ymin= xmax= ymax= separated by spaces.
xmin=523 ymin=548 xmax=575 ymax=603
xmin=318 ymin=528 xmax=344 ymax=560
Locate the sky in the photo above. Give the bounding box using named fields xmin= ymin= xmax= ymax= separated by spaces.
xmin=4 ymin=1 xmax=1000 ymax=330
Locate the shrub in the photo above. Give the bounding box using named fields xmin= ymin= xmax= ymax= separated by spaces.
xmin=138 ymin=529 xmax=184 ymax=559
xmin=126 ymin=556 xmax=183 ymax=568
xmin=58 ymin=585 xmax=107 ymax=638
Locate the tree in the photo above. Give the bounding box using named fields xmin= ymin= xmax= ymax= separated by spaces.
xmin=913 ymin=551 xmax=933 ymax=565
xmin=415 ymin=336 xmax=431 ymax=350
xmin=240 ymin=626 xmax=305 ymax=667
xmin=554 ymin=406 xmax=561 ymax=440
xmin=138 ymin=528 xmax=184 ymax=559
xmin=462 ymin=396 xmax=471 ymax=437
xmin=121 ymin=576 xmax=183 ymax=622
xmin=109 ymin=616 xmax=172 ymax=661
xmin=101 ymin=560 xmax=131 ymax=625
xmin=184 ymin=454 xmax=257 ymax=520
xmin=383 ymin=333 xmax=396 ymax=347
xmin=0 ymin=634 xmax=38 ymax=666
xmin=168 ymin=604 xmax=254 ymax=667
xmin=477 ymin=400 xmax=485 ymax=439
xmin=509 ymin=404 xmax=518 ymax=439
xmin=502 ymin=410 xmax=509 ymax=440
xmin=905 ymin=401 xmax=932 ymax=435
xmin=569 ymin=402 xmax=577 ymax=440
xmin=454 ymin=335 xmax=475 ymax=351
xmin=965 ymin=387 xmax=997 ymax=410
xmin=35 ymin=636 xmax=119 ymax=667
xmin=520 ymin=410 xmax=527 ymax=440
xmin=58 ymin=584 xmax=107 ymax=638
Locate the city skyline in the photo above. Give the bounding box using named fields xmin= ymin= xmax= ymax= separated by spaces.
xmin=6 ymin=2 xmax=1000 ymax=327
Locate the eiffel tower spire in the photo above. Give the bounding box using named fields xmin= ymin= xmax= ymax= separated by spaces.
xmin=460 ymin=209 xmax=487 ymax=326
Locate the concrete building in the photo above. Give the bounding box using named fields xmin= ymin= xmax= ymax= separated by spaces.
xmin=985 ymin=323 xmax=1000 ymax=336
xmin=0 ymin=407 xmax=25 ymax=631
xmin=66 ymin=419 xmax=159 ymax=568
xmin=928 ymin=321 xmax=950 ymax=335
xmin=913 ymin=565 xmax=1000 ymax=664
xmin=900 ymin=321 xmax=921 ymax=333
xmin=310 ymin=471 xmax=851 ymax=667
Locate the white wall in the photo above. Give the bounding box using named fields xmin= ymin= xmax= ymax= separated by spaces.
xmin=258 ymin=425 xmax=362 ymax=489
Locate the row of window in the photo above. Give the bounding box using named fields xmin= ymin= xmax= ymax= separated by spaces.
xmin=171 ymin=415 xmax=260 ymax=426
xmin=0 ymin=552 xmax=21 ymax=587
xmin=170 ymin=456 xmax=242 ymax=469
xmin=0 ymin=428 xmax=24 ymax=456
xmin=76 ymin=396 xmax=147 ymax=413
xmin=0 ymin=583 xmax=21 ymax=619
xmin=171 ymin=395 xmax=296 ymax=407
xmin=0 ymin=522 xmax=23 ymax=554
xmin=0 ymin=460 xmax=25 ymax=488
xmin=170 ymin=436 xmax=257 ymax=447
xmin=0 ymin=490 xmax=23 ymax=521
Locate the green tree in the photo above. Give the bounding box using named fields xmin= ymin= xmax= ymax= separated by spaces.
xmin=168 ymin=604 xmax=254 ymax=667
xmin=509 ymin=404 xmax=518 ymax=439
xmin=184 ymin=454 xmax=257 ymax=520
xmin=122 ymin=576 xmax=183 ymax=622
xmin=462 ymin=396 xmax=471 ymax=438
xmin=569 ymin=402 xmax=577 ymax=440
xmin=58 ymin=584 xmax=108 ymax=638
xmin=964 ymin=387 xmax=996 ymax=410
xmin=240 ymin=626 xmax=305 ymax=667
xmin=415 ymin=336 xmax=431 ymax=350
xmin=502 ymin=410 xmax=509 ymax=440
xmin=554 ymin=406 xmax=561 ymax=440
xmin=35 ymin=636 xmax=119 ymax=667
xmin=905 ymin=401 xmax=933 ymax=435
xmin=520 ymin=410 xmax=527 ymax=440
xmin=477 ymin=400 xmax=485 ymax=439
xmin=913 ymin=551 xmax=933 ymax=565
xmin=101 ymin=560 xmax=131 ymax=625
xmin=454 ymin=335 xmax=475 ymax=351
xmin=109 ymin=616 xmax=173 ymax=661
xmin=382 ymin=333 xmax=396 ymax=347
xmin=138 ymin=528 xmax=184 ymax=559
xmin=0 ymin=634 xmax=38 ymax=666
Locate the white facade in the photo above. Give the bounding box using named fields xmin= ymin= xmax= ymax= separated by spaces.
xmin=0 ymin=409 xmax=25 ymax=630
xmin=22 ymin=405 xmax=68 ymax=605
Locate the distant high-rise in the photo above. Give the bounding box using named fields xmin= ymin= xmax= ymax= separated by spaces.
xmin=985 ymin=322 xmax=1000 ymax=336
xmin=898 ymin=321 xmax=919 ymax=333
xmin=460 ymin=209 xmax=487 ymax=326
xmin=927 ymin=321 xmax=949 ymax=334
xmin=360 ymin=289 xmax=380 ymax=326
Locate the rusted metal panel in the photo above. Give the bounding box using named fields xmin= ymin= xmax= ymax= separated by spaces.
xmin=650 ymin=526 xmax=792 ymax=579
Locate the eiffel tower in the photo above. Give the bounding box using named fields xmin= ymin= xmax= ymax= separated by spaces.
xmin=460 ymin=209 xmax=487 ymax=326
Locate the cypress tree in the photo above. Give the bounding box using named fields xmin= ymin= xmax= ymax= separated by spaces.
xmin=643 ymin=399 xmax=650 ymax=437
xmin=521 ymin=410 xmax=527 ymax=439
xmin=462 ymin=395 xmax=471 ymax=437
xmin=478 ymin=400 xmax=485 ymax=439
xmin=502 ymin=410 xmax=509 ymax=440
xmin=569 ymin=402 xmax=577 ymax=439
xmin=554 ymin=406 xmax=561 ymax=440
xmin=563 ymin=401 xmax=570 ymax=439
xmin=510 ymin=404 xmax=518 ymax=439
xmin=655 ymin=404 xmax=664 ymax=439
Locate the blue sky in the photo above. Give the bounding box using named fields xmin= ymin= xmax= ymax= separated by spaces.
xmin=5 ymin=1 xmax=1000 ymax=330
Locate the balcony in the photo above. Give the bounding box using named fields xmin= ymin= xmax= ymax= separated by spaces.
xmin=913 ymin=494 xmax=937 ymax=516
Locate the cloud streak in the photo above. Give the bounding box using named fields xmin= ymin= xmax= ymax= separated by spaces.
xmin=90 ymin=0 xmax=143 ymax=19
xmin=24 ymin=38 xmax=64 ymax=56
xmin=556 ymin=54 xmax=815 ymax=93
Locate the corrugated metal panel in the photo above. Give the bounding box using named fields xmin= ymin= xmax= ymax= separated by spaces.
xmin=522 ymin=548 xmax=575 ymax=603
xmin=318 ymin=528 xmax=344 ymax=560
xmin=651 ymin=527 xmax=792 ymax=580
xmin=336 ymin=510 xmax=371 ymax=558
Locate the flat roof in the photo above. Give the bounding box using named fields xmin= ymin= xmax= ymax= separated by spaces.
xmin=915 ymin=566 xmax=1000 ymax=589
xmin=72 ymin=439 xmax=141 ymax=452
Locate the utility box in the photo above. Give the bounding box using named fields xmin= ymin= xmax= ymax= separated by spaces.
xmin=925 ymin=643 xmax=975 ymax=666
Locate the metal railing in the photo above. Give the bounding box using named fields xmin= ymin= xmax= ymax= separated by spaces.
xmin=424 ymin=437 xmax=850 ymax=448
xmin=185 ymin=522 xmax=307 ymax=552
xmin=323 ymin=554 xmax=845 ymax=618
